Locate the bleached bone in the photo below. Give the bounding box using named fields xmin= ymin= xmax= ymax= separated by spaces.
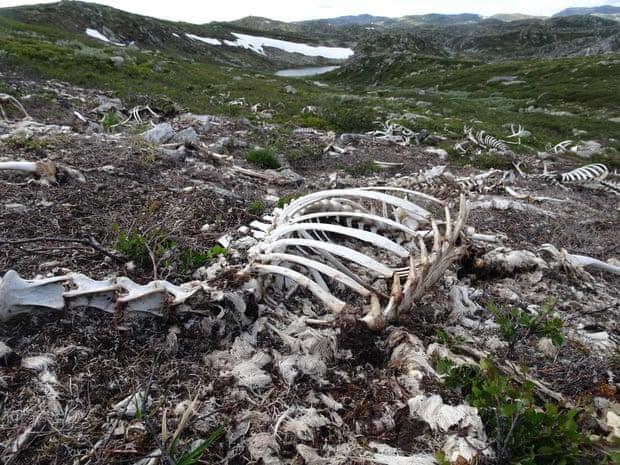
xmin=0 ymin=159 xmax=85 ymax=184
xmin=111 ymin=105 xmax=159 ymax=127
xmin=243 ymin=188 xmax=469 ymax=329
xmin=0 ymin=160 xmax=57 ymax=183
xmin=0 ymin=271 xmax=67 ymax=320
xmin=0 ymin=271 xmax=202 ymax=321
xmin=506 ymin=124 xmax=527 ymax=144
xmin=555 ymin=163 xmax=608 ymax=185
xmin=539 ymin=244 xmax=620 ymax=275
xmin=464 ymin=126 xmax=509 ymax=152
xmin=549 ymin=140 xmax=573 ymax=154
xmin=373 ymin=160 xmax=404 ymax=169
xmin=0 ymin=93 xmax=30 ymax=121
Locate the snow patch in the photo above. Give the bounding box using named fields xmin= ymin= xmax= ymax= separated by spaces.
xmin=85 ymin=28 xmax=125 ymax=46
xmin=185 ymin=33 xmax=221 ymax=45
xmin=183 ymin=30 xmax=353 ymax=59
xmin=172 ymin=32 xmax=180 ymax=38
xmin=225 ymin=33 xmax=353 ymax=59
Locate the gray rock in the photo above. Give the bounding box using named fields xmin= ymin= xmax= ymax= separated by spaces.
xmin=93 ymin=96 xmax=124 ymax=114
xmin=110 ymin=56 xmax=124 ymax=69
xmin=267 ymin=168 xmax=304 ymax=187
xmin=171 ymin=127 xmax=198 ymax=145
xmin=487 ymin=75 xmax=519 ymax=84
xmin=209 ymin=136 xmax=248 ymax=152
xmin=338 ymin=133 xmax=372 ymax=145
xmin=284 ymin=85 xmax=298 ymax=95
xmin=141 ymin=123 xmax=175 ymax=144
xmin=160 ymin=146 xmax=188 ymax=161
xmin=416 ymin=100 xmax=432 ymax=108
xmin=424 ymin=147 xmax=449 ymax=161
xmin=570 ymin=140 xmax=602 ymax=159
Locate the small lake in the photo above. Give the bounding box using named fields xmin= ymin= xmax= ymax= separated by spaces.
xmin=275 ymin=65 xmax=340 ymax=77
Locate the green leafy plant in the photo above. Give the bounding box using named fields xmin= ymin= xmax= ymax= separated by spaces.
xmin=440 ymin=359 xmax=590 ymax=465
xmin=276 ymin=193 xmax=302 ymax=209
xmin=206 ymin=244 xmax=226 ymax=260
xmin=169 ymin=426 xmax=224 ymax=465
xmin=487 ymin=298 xmax=563 ymax=352
xmin=246 ymin=148 xmax=281 ymax=169
xmin=248 ymin=200 xmax=265 ymax=216
xmin=101 ymin=110 xmax=120 ymax=130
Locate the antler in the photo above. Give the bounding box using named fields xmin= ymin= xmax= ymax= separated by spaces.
xmin=0 ymin=93 xmax=30 ymax=121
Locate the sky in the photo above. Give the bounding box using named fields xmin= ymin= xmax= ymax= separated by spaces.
xmin=0 ymin=0 xmax=619 ymax=22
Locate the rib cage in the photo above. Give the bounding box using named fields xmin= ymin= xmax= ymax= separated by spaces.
xmin=245 ymin=188 xmax=469 ymax=329
xmin=464 ymin=126 xmax=509 ymax=153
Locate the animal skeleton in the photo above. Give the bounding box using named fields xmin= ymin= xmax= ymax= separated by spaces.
xmin=463 ymin=126 xmax=509 ymax=153
xmin=0 ymin=93 xmax=30 ymax=121
xmin=110 ymin=105 xmax=159 ymax=127
xmin=0 ymin=189 xmax=469 ymax=330
xmin=242 ymin=188 xmax=469 ymax=330
xmin=542 ymin=163 xmax=617 ymax=194
xmin=368 ymin=119 xmax=416 ymax=146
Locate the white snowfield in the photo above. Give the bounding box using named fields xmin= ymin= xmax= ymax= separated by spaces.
xmin=85 ymin=28 xmax=125 ymax=46
xmin=185 ymin=33 xmax=221 ymax=45
xmin=185 ymin=31 xmax=353 ymax=59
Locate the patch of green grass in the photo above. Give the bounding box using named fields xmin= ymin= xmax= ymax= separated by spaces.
xmin=169 ymin=426 xmax=224 ymax=465
xmin=248 ymin=200 xmax=265 ymax=216
xmin=246 ymin=148 xmax=281 ymax=169
xmin=439 ymin=359 xmax=591 ymax=465
xmin=471 ymin=152 xmax=514 ymax=170
xmin=4 ymin=134 xmax=48 ymax=151
xmin=101 ymin=111 xmax=120 ymax=131
xmin=345 ymin=160 xmax=381 ymax=177
xmin=325 ymin=102 xmax=378 ymax=133
xmin=276 ymin=193 xmax=302 ymax=209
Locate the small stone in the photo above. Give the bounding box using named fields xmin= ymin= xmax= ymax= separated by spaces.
xmin=424 ymin=147 xmax=448 ymax=160
xmin=110 ymin=56 xmax=124 ymax=69
xmin=141 ymin=123 xmax=175 ymax=144
xmin=4 ymin=203 xmax=28 ymax=214
xmin=570 ymin=140 xmax=602 ymax=159
xmin=284 ymin=85 xmax=298 ymax=95
xmin=171 ymin=127 xmax=198 ymax=145
xmin=338 ymin=133 xmax=372 ymax=145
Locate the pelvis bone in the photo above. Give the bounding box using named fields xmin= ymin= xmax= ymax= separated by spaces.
xmin=0 ymin=270 xmax=200 ymax=321
xmin=242 ymin=188 xmax=469 ymax=329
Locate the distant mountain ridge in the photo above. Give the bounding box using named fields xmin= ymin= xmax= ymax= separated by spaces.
xmin=554 ymin=5 xmax=620 ymax=16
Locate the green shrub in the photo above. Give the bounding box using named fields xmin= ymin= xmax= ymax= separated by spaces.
xmin=246 ymin=148 xmax=281 ymax=169
xmin=276 ymin=193 xmax=302 ymax=209
xmin=487 ymin=298 xmax=563 ymax=352
xmin=248 ymin=200 xmax=265 ymax=215
xmin=440 ymin=359 xmax=589 ymax=465
xmin=101 ymin=111 xmax=120 ymax=130
xmin=346 ymin=160 xmax=381 ymax=177
xmin=325 ymin=105 xmax=377 ymax=133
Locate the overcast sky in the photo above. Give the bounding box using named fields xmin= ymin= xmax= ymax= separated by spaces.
xmin=1 ymin=0 xmax=619 ymax=22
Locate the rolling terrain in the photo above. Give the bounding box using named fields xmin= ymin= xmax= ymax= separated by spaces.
xmin=0 ymin=2 xmax=619 ymax=465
